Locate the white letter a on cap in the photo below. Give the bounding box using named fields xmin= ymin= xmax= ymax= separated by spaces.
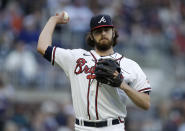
xmin=98 ymin=16 xmax=106 ymax=23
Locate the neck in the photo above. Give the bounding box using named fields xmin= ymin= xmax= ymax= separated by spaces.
xmin=95 ymin=47 xmax=114 ymax=56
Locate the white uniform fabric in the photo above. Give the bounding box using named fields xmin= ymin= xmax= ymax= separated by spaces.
xmin=75 ymin=122 xmax=125 ymax=131
xmin=51 ymin=47 xmax=151 ymax=129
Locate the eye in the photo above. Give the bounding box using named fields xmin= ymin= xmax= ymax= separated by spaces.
xmin=104 ymin=28 xmax=109 ymax=32
xmin=94 ymin=30 xmax=102 ymax=34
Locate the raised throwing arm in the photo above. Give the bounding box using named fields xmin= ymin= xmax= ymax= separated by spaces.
xmin=37 ymin=12 xmax=69 ymax=55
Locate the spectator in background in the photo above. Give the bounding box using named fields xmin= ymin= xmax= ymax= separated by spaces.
xmin=64 ymin=0 xmax=93 ymax=48
xmin=0 ymin=30 xmax=14 ymax=58
xmin=0 ymin=1 xmax=22 ymax=57
xmin=18 ymin=14 xmax=40 ymax=45
xmin=47 ymin=0 xmax=71 ymax=16
xmin=4 ymin=121 xmax=19 ymax=131
xmin=11 ymin=103 xmax=31 ymax=131
xmin=2 ymin=1 xmax=23 ymax=34
xmin=32 ymin=100 xmax=59 ymax=131
xmin=57 ymin=102 xmax=74 ymax=131
xmin=0 ymin=76 xmax=14 ymax=131
xmin=4 ymin=40 xmax=38 ymax=87
xmin=173 ymin=23 xmax=185 ymax=86
xmin=8 ymin=2 xmax=23 ymax=34
xmin=163 ymin=88 xmax=185 ymax=131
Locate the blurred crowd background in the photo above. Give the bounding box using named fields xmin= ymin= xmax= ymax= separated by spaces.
xmin=0 ymin=0 xmax=185 ymax=131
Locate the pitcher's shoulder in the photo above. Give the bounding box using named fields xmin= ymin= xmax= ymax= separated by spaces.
xmin=70 ymin=48 xmax=89 ymax=55
xmin=121 ymin=57 xmax=140 ymax=67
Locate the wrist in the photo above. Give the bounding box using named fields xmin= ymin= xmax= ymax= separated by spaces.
xmin=49 ymin=16 xmax=58 ymax=24
xmin=120 ymin=81 xmax=127 ymax=90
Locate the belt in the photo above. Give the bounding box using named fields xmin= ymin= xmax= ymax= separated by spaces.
xmin=75 ymin=118 xmax=124 ymax=128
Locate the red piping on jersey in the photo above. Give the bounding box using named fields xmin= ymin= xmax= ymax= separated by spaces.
xmin=87 ymin=79 xmax=91 ymax=120
xmin=138 ymin=87 xmax=151 ymax=92
xmin=116 ymin=55 xmax=124 ymax=61
xmin=118 ymin=117 xmax=124 ymax=123
xmin=95 ymin=82 xmax=99 ymax=120
xmin=52 ymin=47 xmax=56 ymax=65
xmin=89 ymin=51 xmax=97 ymax=63
xmin=86 ymin=51 xmax=98 ymax=120
xmin=116 ymin=55 xmax=124 ymax=64
xmin=116 ymin=56 xmax=124 ymax=61
xmin=118 ymin=117 xmax=126 ymax=131
xmin=89 ymin=51 xmax=100 ymax=120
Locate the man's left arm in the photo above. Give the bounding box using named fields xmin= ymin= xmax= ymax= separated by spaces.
xmin=120 ymin=82 xmax=150 ymax=110
xmin=94 ymin=58 xmax=151 ymax=110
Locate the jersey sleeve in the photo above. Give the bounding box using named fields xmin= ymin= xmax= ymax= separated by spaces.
xmin=132 ymin=63 xmax=151 ymax=93
xmin=44 ymin=46 xmax=74 ymax=74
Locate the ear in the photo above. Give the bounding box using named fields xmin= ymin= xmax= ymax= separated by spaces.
xmin=90 ymin=33 xmax=93 ymax=40
xmin=112 ymin=29 xmax=115 ymax=37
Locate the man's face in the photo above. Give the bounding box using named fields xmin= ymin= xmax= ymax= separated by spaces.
xmin=92 ymin=27 xmax=114 ymax=51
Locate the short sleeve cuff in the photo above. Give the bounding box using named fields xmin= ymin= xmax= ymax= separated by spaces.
xmin=43 ymin=46 xmax=56 ymax=65
xmin=138 ymin=87 xmax=152 ymax=93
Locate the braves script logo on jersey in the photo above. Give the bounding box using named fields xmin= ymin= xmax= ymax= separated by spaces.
xmin=74 ymin=58 xmax=96 ymax=79
xmin=98 ymin=16 xmax=106 ymax=23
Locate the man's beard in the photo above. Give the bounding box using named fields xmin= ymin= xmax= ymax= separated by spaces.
xmin=94 ymin=39 xmax=113 ymax=51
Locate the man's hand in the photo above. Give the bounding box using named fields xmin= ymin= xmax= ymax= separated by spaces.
xmin=53 ymin=11 xmax=70 ymax=24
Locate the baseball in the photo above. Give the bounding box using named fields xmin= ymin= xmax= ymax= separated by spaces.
xmin=63 ymin=11 xmax=69 ymax=20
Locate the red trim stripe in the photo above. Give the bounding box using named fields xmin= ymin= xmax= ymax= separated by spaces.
xmin=52 ymin=47 xmax=56 ymax=65
xmin=90 ymin=51 xmax=100 ymax=120
xmin=138 ymin=87 xmax=151 ymax=92
xmin=118 ymin=117 xmax=124 ymax=123
xmin=118 ymin=117 xmax=126 ymax=131
xmin=89 ymin=51 xmax=97 ymax=63
xmin=95 ymin=82 xmax=99 ymax=120
xmin=87 ymin=79 xmax=91 ymax=120
xmin=116 ymin=55 xmax=124 ymax=65
xmin=116 ymin=56 xmax=124 ymax=61
xmin=86 ymin=51 xmax=97 ymax=120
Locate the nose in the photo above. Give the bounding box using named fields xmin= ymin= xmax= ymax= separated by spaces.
xmin=101 ymin=30 xmax=106 ymax=36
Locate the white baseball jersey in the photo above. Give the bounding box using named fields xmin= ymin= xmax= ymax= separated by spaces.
xmin=46 ymin=47 xmax=151 ymax=121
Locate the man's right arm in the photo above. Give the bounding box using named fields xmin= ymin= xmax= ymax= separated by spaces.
xmin=37 ymin=12 xmax=69 ymax=55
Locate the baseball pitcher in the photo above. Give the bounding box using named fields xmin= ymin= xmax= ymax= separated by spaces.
xmin=37 ymin=12 xmax=151 ymax=131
